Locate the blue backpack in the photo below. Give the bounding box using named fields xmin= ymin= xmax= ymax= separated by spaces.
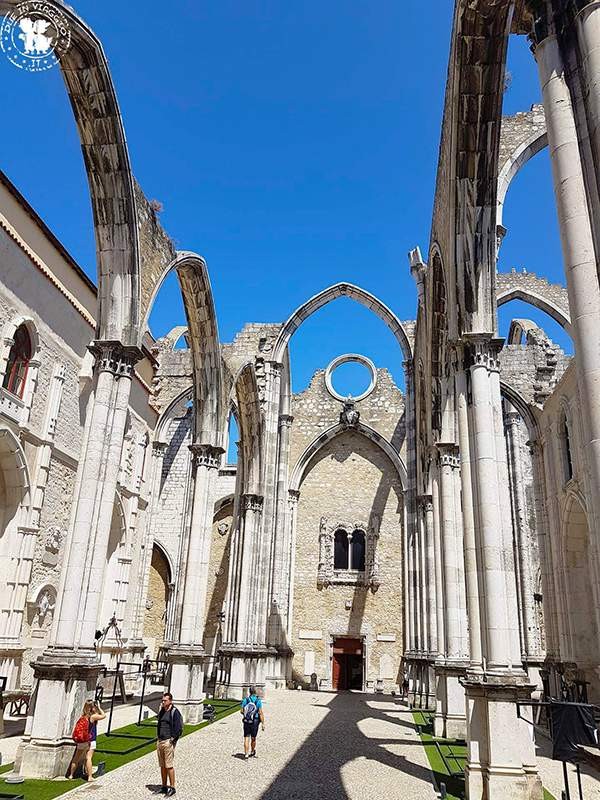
xmin=243 ymin=696 xmax=259 ymax=723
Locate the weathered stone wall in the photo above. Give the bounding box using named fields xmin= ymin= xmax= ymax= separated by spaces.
xmin=135 ymin=181 xmax=176 ymax=328
xmin=290 ymin=367 xmax=406 ymax=472
xmin=291 ymin=429 xmax=404 ymax=691
xmin=151 ymin=407 xmax=193 ymax=569
xmin=498 ymin=105 xmax=546 ymax=174
xmin=289 ymin=368 xmax=405 ymax=691
xmin=500 ymin=326 xmax=570 ymax=407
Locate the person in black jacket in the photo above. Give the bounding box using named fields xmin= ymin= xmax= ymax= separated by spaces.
xmin=155 ymin=692 xmax=183 ymax=796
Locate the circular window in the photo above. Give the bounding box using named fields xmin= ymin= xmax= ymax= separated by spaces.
xmin=325 ymin=354 xmax=377 ymax=403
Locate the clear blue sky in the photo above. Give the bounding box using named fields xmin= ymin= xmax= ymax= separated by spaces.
xmin=0 ymin=1 xmax=571 ymax=396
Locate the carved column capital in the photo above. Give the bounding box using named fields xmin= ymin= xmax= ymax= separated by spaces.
xmin=279 ymin=414 xmax=294 ymax=429
xmin=242 ymin=493 xmax=264 ymax=512
xmin=463 ymin=334 xmax=503 ymax=374
xmin=418 ymin=494 xmax=434 ymax=514
xmin=89 ymin=340 xmax=144 ymax=377
xmin=152 ymin=441 xmax=167 ymax=458
xmin=503 ymin=410 xmax=522 ymax=430
xmin=268 ymin=361 xmax=283 ymax=379
xmin=189 ymin=443 xmax=224 ymax=470
xmin=436 ymin=442 xmax=460 ymax=469
xmin=288 ymin=489 xmax=300 ymax=507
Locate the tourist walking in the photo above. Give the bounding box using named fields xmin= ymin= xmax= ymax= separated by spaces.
xmin=156 ymin=691 xmax=183 ymax=796
xmin=241 ymin=686 xmax=265 ymax=760
xmin=67 ymin=699 xmax=105 ymax=781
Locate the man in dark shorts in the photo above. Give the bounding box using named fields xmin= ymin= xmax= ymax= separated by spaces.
xmin=241 ymin=686 xmax=265 ymax=759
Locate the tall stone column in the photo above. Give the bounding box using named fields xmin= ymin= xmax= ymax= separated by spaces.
xmin=535 ymin=28 xmax=600 ymax=628
xmin=455 ymin=364 xmax=482 ymax=670
xmin=434 ymin=443 xmax=467 ymax=738
xmin=222 ymin=493 xmax=274 ymax=699
xmin=266 ymin=413 xmax=294 ymax=674
xmin=131 ymin=441 xmax=167 ymax=646
xmin=462 ymin=335 xmax=542 ymax=800
xmin=19 ymin=341 xmax=141 ymax=779
xmin=419 ymin=494 xmax=437 ymax=707
xmin=504 ymin=410 xmax=538 ymax=661
xmin=169 ymin=443 xmax=223 ymax=723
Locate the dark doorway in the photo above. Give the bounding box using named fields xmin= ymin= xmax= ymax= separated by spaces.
xmin=332 ymin=637 xmax=363 ymax=690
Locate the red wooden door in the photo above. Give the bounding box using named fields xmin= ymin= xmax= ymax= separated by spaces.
xmin=332 ymin=653 xmax=343 ymax=689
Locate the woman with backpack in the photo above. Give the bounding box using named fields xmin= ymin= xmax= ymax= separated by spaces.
xmin=67 ymin=700 xmax=106 ymax=781
xmin=241 ymin=686 xmax=265 ymax=760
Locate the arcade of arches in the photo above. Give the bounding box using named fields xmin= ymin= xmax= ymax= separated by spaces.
xmin=0 ymin=1 xmax=599 ymax=797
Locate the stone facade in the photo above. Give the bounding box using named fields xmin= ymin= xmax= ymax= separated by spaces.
xmin=2 ymin=3 xmax=600 ymax=795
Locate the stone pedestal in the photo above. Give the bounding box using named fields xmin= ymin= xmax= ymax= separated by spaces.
xmin=220 ymin=644 xmax=277 ymax=700
xmin=167 ymin=644 xmax=207 ymax=724
xmin=464 ymin=673 xmax=543 ymax=800
xmin=435 ymin=662 xmax=467 ymax=739
xmin=18 ymin=649 xmax=102 ymax=779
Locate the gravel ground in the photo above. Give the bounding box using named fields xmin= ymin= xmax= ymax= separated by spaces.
xmin=63 ymin=690 xmax=438 ymax=800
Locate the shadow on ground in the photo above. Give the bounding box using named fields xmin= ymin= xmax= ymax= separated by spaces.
xmin=260 ymin=692 xmax=434 ymax=800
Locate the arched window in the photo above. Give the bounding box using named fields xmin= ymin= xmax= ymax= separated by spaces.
xmin=334 ymin=529 xmax=349 ymax=570
xmin=560 ymin=412 xmax=574 ymax=483
xmin=3 ymin=325 xmax=32 ymax=399
xmin=350 ymin=530 xmax=366 ymax=571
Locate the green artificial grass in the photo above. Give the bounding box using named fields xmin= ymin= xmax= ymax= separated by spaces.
xmin=413 ymin=711 xmax=558 ymax=800
xmin=0 ymin=698 xmax=240 ymax=800
xmin=413 ymin=711 xmax=467 ymax=800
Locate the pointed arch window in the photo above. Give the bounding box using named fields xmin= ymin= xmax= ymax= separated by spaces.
xmin=350 ymin=530 xmax=366 ymax=571
xmin=3 ymin=325 xmax=32 ymax=399
xmin=334 ymin=529 xmax=349 ymax=569
xmin=560 ymin=411 xmax=574 ymax=484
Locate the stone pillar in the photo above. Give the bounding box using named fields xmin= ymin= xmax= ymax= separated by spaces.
xmin=168 ymin=443 xmax=223 ymax=722
xmin=456 ymin=363 xmax=483 ymax=670
xmin=19 ymin=341 xmax=141 ymax=779
xmin=131 ymin=441 xmax=167 ymax=646
xmin=419 ymin=494 xmax=437 ymax=708
xmin=403 ymin=359 xmax=419 ymax=693
xmin=463 ymin=335 xmax=542 ymax=800
xmin=535 ymin=28 xmax=600 ymax=632
xmin=266 ymin=413 xmax=294 ymax=668
xmin=505 ymin=410 xmax=538 ymax=661
xmin=222 ymin=493 xmax=275 ymax=699
xmin=435 ymin=443 xmax=467 ymax=738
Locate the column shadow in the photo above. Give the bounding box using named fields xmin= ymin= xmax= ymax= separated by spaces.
xmin=259 ymin=693 xmax=434 ymax=799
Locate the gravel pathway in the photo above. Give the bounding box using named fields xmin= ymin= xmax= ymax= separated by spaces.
xmin=64 ymin=690 xmax=437 ymax=800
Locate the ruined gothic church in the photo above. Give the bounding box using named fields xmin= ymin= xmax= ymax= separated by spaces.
xmin=0 ymin=1 xmax=599 ymax=797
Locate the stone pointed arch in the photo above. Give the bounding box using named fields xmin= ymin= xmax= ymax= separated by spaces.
xmin=0 ymin=0 xmax=141 ymax=345
xmin=500 ymin=381 xmax=541 ymax=442
xmin=496 ymin=270 xmax=571 ymax=332
xmin=173 ymin=252 xmax=225 ymax=448
xmin=272 ymin=283 xmax=413 ymax=364
xmin=289 ymin=421 xmax=407 ymax=494
xmin=498 ymin=123 xmax=548 ymax=227
xmin=154 ymin=385 xmax=193 ymax=446
xmin=235 ymin=363 xmax=263 ymax=495
xmin=507 ymin=318 xmax=545 ymax=345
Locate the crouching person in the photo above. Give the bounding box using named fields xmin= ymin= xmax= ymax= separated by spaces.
xmin=156 ymin=692 xmax=183 ymax=796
